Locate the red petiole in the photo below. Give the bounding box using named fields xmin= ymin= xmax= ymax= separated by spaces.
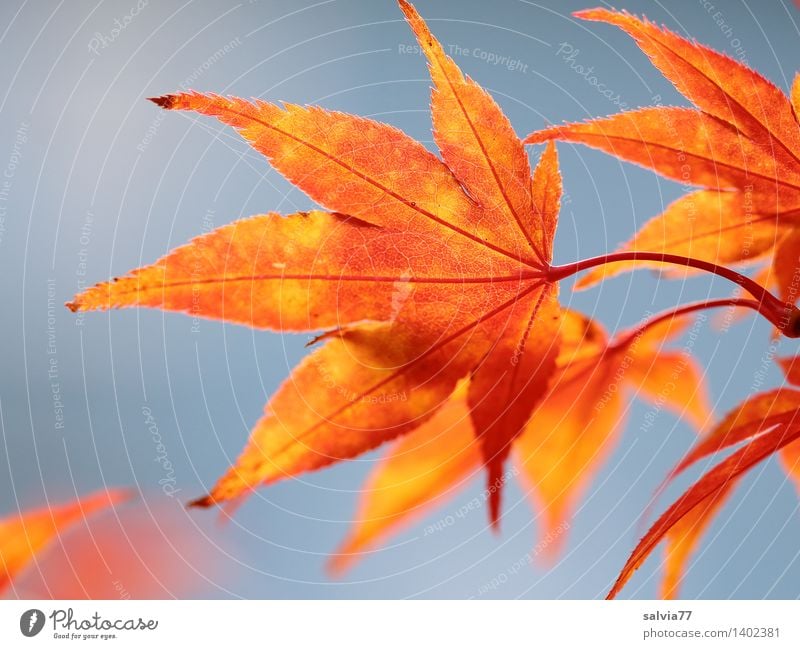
xmin=545 ymin=251 xmax=800 ymax=337
xmin=607 ymin=298 xmax=763 ymax=352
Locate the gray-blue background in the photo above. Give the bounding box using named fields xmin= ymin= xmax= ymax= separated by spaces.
xmin=1 ymin=0 xmax=799 ymax=599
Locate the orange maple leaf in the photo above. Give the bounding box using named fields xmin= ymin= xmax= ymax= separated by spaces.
xmin=525 ymin=8 xmax=800 ymax=299
xmin=67 ymin=1 xmax=564 ymax=527
xmin=612 ymin=356 xmax=800 ymax=599
xmin=0 ymin=489 xmax=131 ymax=594
xmin=62 ymin=0 xmax=800 ymax=596
xmin=328 ymin=309 xmax=711 ymax=573
xmin=13 ymin=500 xmax=221 ymax=599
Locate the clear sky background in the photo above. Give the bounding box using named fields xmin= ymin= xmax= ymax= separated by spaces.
xmin=2 ymin=0 xmax=800 ymax=599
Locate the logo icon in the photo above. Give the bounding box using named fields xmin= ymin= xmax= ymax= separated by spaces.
xmin=20 ymin=609 xmax=45 ymax=637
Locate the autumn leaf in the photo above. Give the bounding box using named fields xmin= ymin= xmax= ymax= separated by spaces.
xmin=515 ymin=312 xmax=710 ymax=559
xmin=633 ymin=356 xmax=800 ymax=599
xmin=669 ymin=388 xmax=800 ymax=479
xmin=14 ymin=500 xmax=220 ymax=599
xmin=328 ymin=310 xmax=710 ymax=572
xmin=525 ymin=8 xmax=800 ymax=296
xmin=658 ymin=483 xmax=735 ymax=600
xmin=609 ymin=396 xmax=800 ymax=598
xmin=764 ymin=357 xmax=800 ymax=491
xmin=615 ymin=354 xmax=800 ymax=599
xmin=67 ymin=0 xmax=562 ymax=526
xmin=327 ymin=381 xmax=481 ymax=575
xmin=60 ymin=0 xmax=800 ymax=598
xmin=0 ymin=489 xmax=131 ymax=594
xmin=573 ymin=191 xmax=784 ymax=289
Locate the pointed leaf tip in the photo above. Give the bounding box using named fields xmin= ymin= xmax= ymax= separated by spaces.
xmin=486 ymin=463 xmax=505 ymax=531
xmin=607 ymin=418 xmax=800 ymax=598
xmin=573 ymin=8 xmax=614 ymax=21
xmin=523 ymin=128 xmax=557 ymax=145
xmin=148 ymin=95 xmax=177 ymax=109
xmin=188 ymin=494 xmax=214 ymax=509
xmin=397 ymin=0 xmax=416 ymax=16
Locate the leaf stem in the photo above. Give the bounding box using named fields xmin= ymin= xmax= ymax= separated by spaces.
xmin=608 ymin=298 xmax=762 ymax=351
xmin=548 ymin=251 xmax=800 ymax=337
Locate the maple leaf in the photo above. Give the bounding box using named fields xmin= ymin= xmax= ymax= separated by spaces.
xmin=327 ymin=380 xmax=479 ymax=575
xmin=525 ymin=8 xmax=800 ymax=298
xmin=0 ymin=489 xmax=130 ymax=594
xmin=515 ymin=312 xmax=710 ymax=559
xmin=61 ymin=0 xmax=800 ymax=597
xmin=611 ymin=356 xmax=800 ymax=599
xmin=67 ymin=0 xmax=563 ymax=527
xmin=328 ymin=309 xmax=711 ymax=572
xmin=14 ymin=501 xmax=219 ymax=599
